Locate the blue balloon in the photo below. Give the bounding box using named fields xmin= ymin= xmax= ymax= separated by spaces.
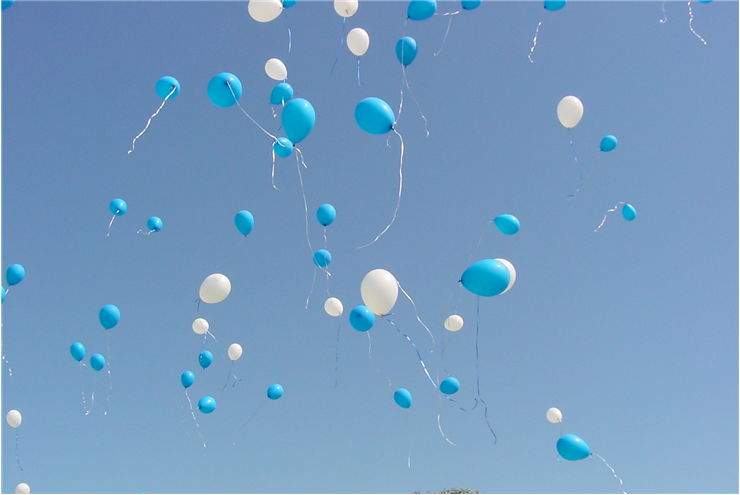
xmin=270 ymin=82 xmax=294 ymax=105
xmin=355 ymin=97 xmax=396 ymax=135
xmin=273 ymin=137 xmax=294 ymax=158
xmin=267 ymin=383 xmax=284 ymax=400
xmin=622 ymin=203 xmax=637 ymax=221
xmin=146 ymin=216 xmax=163 ymax=232
xmin=493 ymin=214 xmax=520 ymax=235
xmin=408 ymin=0 xmax=436 ymax=20
xmin=282 ymin=0 xmax=296 ymax=7
xmin=99 ymin=304 xmax=120 ymax=330
xmin=2 ymin=0 xmax=14 ymax=10
xmin=316 ymin=204 xmax=336 ymax=227
xmin=394 ymin=388 xmax=413 ymax=408
xmin=198 ymin=396 xmax=217 ymax=413
xmin=70 ymin=342 xmax=86 ymax=362
xmin=109 ymin=198 xmax=127 ymax=216
xmin=439 ymin=377 xmax=460 ymax=395
xmin=281 ymin=98 xmax=316 ymax=144
xmin=544 ymin=0 xmax=566 ymax=10
xmin=600 ymin=135 xmax=618 ymax=152
xmin=313 ymin=249 xmax=332 ymax=268
xmin=461 ymin=259 xmax=511 ymax=297
xmin=199 ymin=350 xmax=214 ymax=369
xmin=90 ymin=353 xmax=106 ymax=371
xmin=207 ymin=72 xmax=242 ymax=108
xmin=6 ymin=264 xmax=25 ymax=286
xmin=234 ymin=210 xmax=255 ymax=236
xmin=395 ymin=37 xmax=418 ymax=67
xmin=349 ymin=305 xmax=375 ymax=332
xmin=556 ymin=434 xmax=591 ymax=461
xmin=180 ymin=371 xmax=195 ymax=389
xmin=461 ymin=0 xmax=480 ymax=9
xmin=1 ymin=286 xmax=5 ymax=303
xmin=155 ymin=76 xmax=180 ymax=99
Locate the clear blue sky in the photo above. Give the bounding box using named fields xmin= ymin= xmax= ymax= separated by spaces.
xmin=2 ymin=1 xmax=737 ymax=493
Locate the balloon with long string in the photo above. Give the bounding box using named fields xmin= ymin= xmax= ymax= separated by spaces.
xmin=192 ymin=317 xmax=218 ymax=345
xmin=222 ymin=344 xmax=244 ymax=391
xmin=70 ymin=342 xmax=92 ymax=415
xmin=180 ymin=371 xmax=207 ymax=449
xmin=306 ymin=249 xmax=332 ymax=309
xmin=324 ymin=297 xmax=344 ymax=388
xmin=106 ymin=198 xmax=127 ymax=237
xmin=128 ymin=76 xmax=180 ymax=154
xmin=436 ymin=376 xmax=461 ymax=446
xmin=594 ymin=202 xmax=637 ymax=232
xmin=556 ymin=434 xmax=627 ymax=493
xmin=330 ymin=0 xmax=358 ymax=74
xmin=269 ymin=82 xmax=293 ymax=120
xmin=89 ymin=353 xmax=106 ymax=417
xmin=233 ymin=384 xmax=283 ymax=446
xmin=392 ymin=388 xmax=415 ymax=468
xmin=99 ymin=304 xmax=120 ymax=416
xmin=346 ymin=27 xmax=370 ymax=86
xmin=556 ymin=95 xmax=585 ymax=198
xmin=394 ymin=37 xmax=430 ymax=137
xmin=137 ymin=216 xmax=163 ymax=236
xmin=6 ymin=409 xmax=24 ymax=471
xmin=529 ymin=1 xmax=566 ymax=63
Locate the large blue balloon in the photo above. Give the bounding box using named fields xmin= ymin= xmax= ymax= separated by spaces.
xmin=282 ymin=98 xmax=316 ymax=144
xmin=109 ymin=198 xmax=127 ymax=216
xmin=99 ymin=304 xmax=120 ymax=329
xmin=155 ymin=76 xmax=180 ymax=99
xmin=234 ymin=210 xmax=255 ymax=236
xmin=395 ymin=37 xmax=418 ymax=67
xmin=270 ymin=82 xmax=294 ymax=105
xmin=199 ymin=350 xmax=214 ymax=369
xmin=394 ymin=388 xmax=413 ymax=408
xmin=408 ymin=0 xmax=436 ymax=20
xmin=70 ymin=342 xmax=86 ymax=362
xmin=207 ymin=73 xmax=242 ymax=108
xmin=600 ymin=135 xmax=618 ymax=152
xmin=90 ymin=353 xmax=106 ymax=371
xmin=146 ymin=216 xmax=163 ymax=232
xmin=181 ymin=371 xmax=195 ymax=389
xmin=461 ymin=259 xmax=510 ymax=297
xmin=273 ymin=137 xmax=294 ymax=158
xmin=6 ymin=264 xmax=25 ymax=286
xmin=313 ymin=249 xmax=332 ymax=268
xmin=544 ymin=0 xmax=566 ymax=10
xmin=316 ymin=204 xmax=336 ymax=227
xmin=198 ymin=396 xmax=217 ymax=413
xmin=461 ymin=0 xmax=481 ymax=10
xmin=493 ymin=214 xmax=520 ymax=235
xmin=267 ymin=383 xmax=284 ymax=400
xmin=556 ymin=434 xmax=591 ymax=461
xmin=622 ymin=203 xmax=637 ymax=221
xmin=439 ymin=377 xmax=460 ymax=395
xmin=349 ymin=305 xmax=375 ymax=332
xmin=355 ymin=97 xmax=396 ymax=135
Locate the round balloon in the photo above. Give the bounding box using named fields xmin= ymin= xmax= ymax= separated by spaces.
xmin=493 ymin=214 xmax=520 ymax=235
xmin=546 ymin=407 xmax=563 ymax=423
xmin=199 ymin=273 xmax=231 ymax=304
xmin=395 ymin=37 xmax=418 ymax=67
xmin=444 ymin=314 xmax=464 ymax=332
xmin=557 ymin=96 xmax=584 ymax=129
xmin=316 ymin=203 xmax=337 ymax=227
xmin=109 ymin=198 xmax=127 ymax=216
xmin=265 ymin=58 xmax=288 ymax=81
xmin=99 ymin=304 xmax=120 ymax=330
xmin=281 ymin=98 xmax=316 ymax=144
xmin=198 ymin=396 xmax=217 ymax=413
xmin=556 ymin=434 xmax=591 ymax=461
xmin=349 ymin=305 xmax=375 ymax=332
xmin=461 ymin=259 xmax=511 ymax=297
xmin=622 ymin=203 xmax=637 ymax=221
xmin=313 ymin=249 xmax=332 ymax=268
xmin=155 ymin=76 xmax=180 ymax=99
xmin=199 ymin=350 xmax=214 ymax=369
xmin=600 ymin=135 xmax=618 ymax=152
xmin=324 ymin=297 xmax=344 ymax=317
xmin=228 ymin=343 xmax=243 ymax=361
xmin=334 ymin=0 xmax=358 ymax=17
xmin=461 ymin=0 xmax=481 ymax=9
xmin=360 ymin=269 xmax=398 ymax=315
xmin=90 ymin=353 xmax=106 ymax=371
xmin=70 ymin=342 xmax=86 ymax=362
xmin=347 ymin=28 xmax=370 ymax=56
xmin=192 ymin=318 xmax=209 ymax=335
xmin=234 ymin=210 xmax=255 ymax=236
xmin=207 ymin=73 xmax=242 ymax=108
xmin=273 ymin=137 xmax=294 ymax=157
xmin=439 ymin=377 xmax=460 ymax=395
xmin=6 ymin=409 xmax=22 ymax=428
xmin=5 ymin=264 xmax=25 ymax=286
xmin=267 ymin=383 xmax=284 ymax=399
xmin=146 ymin=216 xmax=163 ymax=232
xmin=181 ymin=371 xmax=195 ymax=388
xmin=407 ymin=0 xmax=436 ymax=20
xmin=544 ymin=0 xmax=566 ymax=10
xmin=14 ymin=483 xmax=30 ymax=495
xmin=270 ymin=82 xmax=294 ymax=105
xmin=394 ymin=388 xmax=413 ymax=408
xmin=248 ymin=0 xmax=283 ymax=22
xmin=495 ymin=258 xmax=517 ymax=295
xmin=355 ymin=97 xmax=395 ymax=134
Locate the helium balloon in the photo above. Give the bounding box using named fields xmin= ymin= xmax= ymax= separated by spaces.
xmin=334 ymin=0 xmax=358 ymax=17
xmin=265 ymin=58 xmax=288 ymax=81
xmin=181 ymin=371 xmax=195 ymax=388
xmin=99 ymin=304 xmax=120 ymax=330
xmin=493 ymin=214 xmax=520 ymax=235
xmin=90 ymin=353 xmax=106 ymax=371
xmin=461 ymin=0 xmax=480 ymax=9
xmin=198 ymin=396 xmax=217 ymax=413
xmin=544 ymin=0 xmax=566 ymax=10
xmin=282 ymin=0 xmax=296 ymax=7
xmin=273 ymin=137 xmax=294 ymax=157
xmin=14 ymin=483 xmax=30 ymax=494
xmin=192 ymin=318 xmax=209 ymax=335
xmin=199 ymin=273 xmax=232 ymax=304
xmin=556 ymin=434 xmax=591 ymax=461
xmin=228 ymin=343 xmax=243 ymax=361
xmin=109 ymin=198 xmax=127 ymax=216
xmin=5 ymin=264 xmax=25 ymax=286
xmin=248 ymin=0 xmax=283 ymax=22
xmin=461 ymin=259 xmax=511 ymax=297
xmin=360 ymin=269 xmax=398 ymax=315
xmin=146 ymin=216 xmax=163 ymax=232
xmin=313 ymin=249 xmax=332 ymax=268
xmin=439 ymin=377 xmax=460 ymax=395
xmin=207 ymin=73 xmax=242 ymax=108
xmin=347 ymin=28 xmax=370 ymax=56
xmin=6 ymin=409 xmax=22 ymax=428
xmin=444 ymin=314 xmax=464 ymax=332
xmin=622 ymin=203 xmax=637 ymax=221
xmin=267 ymin=383 xmax=284 ymax=399
xmin=395 ymin=37 xmax=418 ymax=67
xmin=393 ymin=388 xmax=413 ymax=408
xmin=70 ymin=342 xmax=86 ymax=362
xmin=600 ymin=135 xmax=618 ymax=152
xmin=270 ymin=82 xmax=294 ymax=105
xmin=2 ymin=0 xmax=14 ymax=10
xmin=349 ymin=305 xmax=375 ymax=332
xmin=234 ymin=210 xmax=255 ymax=236
xmin=316 ymin=203 xmax=337 ymax=227
xmin=495 ymin=258 xmax=517 ymax=295
xmin=355 ymin=97 xmax=395 ymax=134
xmin=557 ymin=96 xmax=584 ymax=129
xmin=199 ymin=350 xmax=214 ymax=369
xmin=324 ymin=297 xmax=344 ymax=317
xmin=155 ymin=76 xmax=180 ymax=99
xmin=546 ymin=407 xmax=563 ymax=423
xmin=282 ymin=98 xmax=316 ymax=144
xmin=407 ymin=0 xmax=436 ymax=20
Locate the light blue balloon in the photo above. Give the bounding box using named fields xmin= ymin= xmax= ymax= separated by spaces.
xmin=267 ymin=383 xmax=284 ymax=400
xmin=461 ymin=0 xmax=480 ymax=9
xmin=199 ymin=350 xmax=214 ymax=369
xmin=313 ymin=249 xmax=332 ymax=268
xmin=70 ymin=342 xmax=86 ymax=362
xmin=461 ymin=259 xmax=510 ymax=297
xmin=395 ymin=37 xmax=418 ymax=67
xmin=146 ymin=216 xmax=163 ymax=232
xmin=109 ymin=198 xmax=127 ymax=216
xmin=270 ymin=82 xmax=294 ymax=105
xmin=281 ymin=98 xmax=316 ymax=144
xmin=556 ymin=434 xmax=591 ymax=461
xmin=234 ymin=210 xmax=255 ymax=236
xmin=1 ymin=286 xmax=5 ymax=303
xmin=439 ymin=377 xmax=460 ymax=395
xmin=408 ymin=0 xmax=436 ymax=20
xmin=394 ymin=388 xmax=413 ymax=408
xmin=6 ymin=264 xmax=25 ymax=286
xmin=544 ymin=0 xmax=566 ymax=11
xmin=622 ymin=203 xmax=637 ymax=221
xmin=90 ymin=353 xmax=106 ymax=371
xmin=99 ymin=304 xmax=120 ymax=330
xmin=155 ymin=76 xmax=180 ymax=99
xmin=600 ymin=135 xmax=618 ymax=152
xmin=355 ymin=97 xmax=396 ymax=135
xmin=273 ymin=137 xmax=293 ymax=158
xmin=180 ymin=371 xmax=195 ymax=389
xmin=282 ymin=0 xmax=296 ymax=7
xmin=493 ymin=214 xmax=520 ymax=235
xmin=349 ymin=305 xmax=375 ymax=332
xmin=207 ymin=72 xmax=242 ymax=108
xmin=316 ymin=204 xmax=336 ymax=227
xmin=198 ymin=396 xmax=217 ymax=413
xmin=2 ymin=0 xmax=14 ymax=10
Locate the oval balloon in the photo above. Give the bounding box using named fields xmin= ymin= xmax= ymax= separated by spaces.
xmin=270 ymin=82 xmax=294 ymax=105
xmin=324 ymin=297 xmax=344 ymax=317
xmin=273 ymin=137 xmax=294 ymax=157
xmin=334 ymin=0 xmax=358 ymax=17
xmin=207 ymin=73 xmax=242 ymax=108
xmin=265 ymin=58 xmax=288 ymax=81
xmin=347 ymin=27 xmax=370 ymax=56
xmin=155 ymin=76 xmax=180 ymax=99
xmin=461 ymin=259 xmax=511 ymax=297
xmin=181 ymin=371 xmax=195 ymax=388
xmin=313 ymin=249 xmax=332 ymax=268
xmin=198 ymin=350 xmax=214 ymax=369
xmin=493 ymin=214 xmax=520 ymax=235
xmin=495 ymin=258 xmax=517 ymax=295
xmin=109 ymin=198 xmax=127 ymax=216
xmin=439 ymin=377 xmax=460 ymax=395
xmin=349 ymin=305 xmax=375 ymax=332
xmin=461 ymin=0 xmax=480 ymax=9
xmin=14 ymin=483 xmax=30 ymax=495
xmin=316 ymin=203 xmax=337 ymax=227
xmin=99 ymin=304 xmax=120 ymax=330
xmin=622 ymin=203 xmax=637 ymax=221
xmin=557 ymin=95 xmax=584 ymax=129
xmin=267 ymin=383 xmax=284 ymax=399
xmin=355 ymin=97 xmax=395 ymax=134
xmin=556 ymin=434 xmax=591 ymax=461
xmin=234 ymin=210 xmax=255 ymax=236
xmin=199 ymin=273 xmax=231 ymax=304
xmin=360 ymin=269 xmax=398 ymax=315
xmin=546 ymin=407 xmax=563 ymax=423
xmin=544 ymin=0 xmax=566 ymax=10
xmin=146 ymin=216 xmax=163 ymax=232
xmin=5 ymin=264 xmax=25 ymax=286
xmin=282 ymin=98 xmax=316 ymax=144
xmin=394 ymin=388 xmax=413 ymax=408
xmin=408 ymin=0 xmax=436 ymax=20
xmin=444 ymin=314 xmax=464 ymax=332
xmin=6 ymin=409 xmax=22 ymax=428
xmin=198 ymin=396 xmax=217 ymax=413
xmin=90 ymin=353 xmax=106 ymax=371
xmin=70 ymin=342 xmax=86 ymax=362
xmin=600 ymin=135 xmax=618 ymax=152
xmin=228 ymin=343 xmax=243 ymax=361
xmin=248 ymin=0 xmax=283 ymax=22
xmin=395 ymin=37 xmax=418 ymax=67
xmin=192 ymin=318 xmax=209 ymax=335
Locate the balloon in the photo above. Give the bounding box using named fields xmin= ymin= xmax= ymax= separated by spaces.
xmin=155 ymin=76 xmax=180 ymax=99
xmin=349 ymin=305 xmax=375 ymax=332
xmin=544 ymin=0 xmax=566 ymax=10
xmin=334 ymin=0 xmax=358 ymax=17
xmin=407 ymin=0 xmax=436 ymax=20
xmin=1 ymin=0 xmax=14 ymax=10
xmin=439 ymin=377 xmax=460 ymax=395
xmin=181 ymin=371 xmax=195 ymax=388
xmin=198 ymin=350 xmax=214 ymax=369
xmin=393 ymin=388 xmax=413 ymax=408
xmin=622 ymin=203 xmax=637 ymax=221
xmin=109 ymin=198 xmax=127 ymax=216
xmin=267 ymin=383 xmax=284 ymax=399
xmin=347 ymin=28 xmax=370 ymax=56
xmin=270 ymin=82 xmax=294 ymax=105
xmin=324 ymin=297 xmax=344 ymax=317
xmin=207 ymin=73 xmax=242 ymax=108
xmin=70 ymin=342 xmax=86 ymax=362
xmin=557 ymin=96 xmax=584 ymax=129
xmin=5 ymin=264 xmax=25 ymax=286
xmin=316 ymin=203 xmax=337 ymax=227
xmin=395 ymin=37 xmax=418 ymax=67
xmin=355 ymin=97 xmax=396 ymax=134
xmin=90 ymin=353 xmax=106 ymax=371
xmin=14 ymin=483 xmax=30 ymax=494
xmin=273 ymin=137 xmax=294 ymax=157
xmin=546 ymin=407 xmax=563 ymax=423
xmin=282 ymin=0 xmax=296 ymax=7
xmin=461 ymin=0 xmax=480 ymax=9
xmin=360 ymin=269 xmax=398 ymax=315
xmin=493 ymin=214 xmax=520 ymax=235
xmin=281 ymin=98 xmax=316 ymax=144
xmin=248 ymin=0 xmax=283 ymax=22
xmin=192 ymin=318 xmax=209 ymax=335
xmin=146 ymin=216 xmax=163 ymax=232
xmin=313 ymin=249 xmax=332 ymax=268
xmin=6 ymin=409 xmax=22 ymax=428
xmin=99 ymin=304 xmax=120 ymax=330
xmin=198 ymin=396 xmax=217 ymax=413
xmin=265 ymin=58 xmax=288 ymax=81
xmin=556 ymin=434 xmax=591 ymax=461
xmin=228 ymin=343 xmax=243 ymax=361
xmin=444 ymin=314 xmax=464 ymax=332
xmin=495 ymin=258 xmax=517 ymax=295
xmin=600 ymin=135 xmax=618 ymax=152
xmin=461 ymin=259 xmax=511 ymax=297
xmin=199 ymin=273 xmax=231 ymax=304
xmin=234 ymin=210 xmax=255 ymax=236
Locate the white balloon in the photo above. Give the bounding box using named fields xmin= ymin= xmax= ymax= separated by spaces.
xmin=546 ymin=407 xmax=563 ymax=424
xmin=346 ymin=28 xmax=370 ymax=56
xmin=495 ymin=258 xmax=517 ymax=295
xmin=15 ymin=483 xmax=30 ymax=495
xmin=265 ymin=58 xmax=288 ymax=81
xmin=324 ymin=297 xmax=344 ymax=317
xmin=444 ymin=314 xmax=464 ymax=332
xmin=192 ymin=318 xmax=209 ymax=335
xmin=228 ymin=343 xmax=243 ymax=361
xmin=334 ymin=0 xmax=358 ymax=17
xmin=556 ymin=95 xmax=584 ymax=129
xmin=360 ymin=269 xmax=399 ymax=316
xmin=199 ymin=273 xmax=231 ymax=304
xmin=248 ymin=0 xmax=283 ymax=22
xmin=6 ymin=409 xmax=22 ymax=428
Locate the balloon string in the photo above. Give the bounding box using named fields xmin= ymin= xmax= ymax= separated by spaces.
xmin=659 ymin=0 xmax=668 ymax=23
xmin=106 ymin=215 xmax=116 ymax=237
xmin=330 ymin=17 xmax=347 ymax=75
xmin=566 ymin=129 xmax=585 ymax=199
xmin=136 ymin=229 xmax=155 ymax=236
xmin=305 ymin=268 xmax=318 ymax=310
xmin=365 ymin=332 xmax=392 ymax=387
xmin=2 ymin=354 xmax=13 ymax=376
xmin=79 ymin=362 xmax=91 ymax=416
xmin=333 ymin=321 xmax=342 ymax=389
xmin=397 ymin=281 xmax=436 ymax=346
xmin=437 ymin=412 xmax=457 ymax=446
xmin=271 ymin=150 xmax=280 ymax=191
xmin=323 ymin=227 xmax=328 ymax=249
xmin=474 ymin=296 xmax=497 ymax=443
xmin=185 ymin=390 xmax=207 ymax=449
xmin=15 ymin=430 xmax=23 ymax=472
xmin=233 ymin=402 xmax=266 ymax=446
xmin=687 ymin=1 xmax=707 ymax=45
xmin=226 ymin=81 xmax=277 ymax=141
xmin=593 ymin=201 xmax=626 ymax=232
xmin=433 ymin=11 xmax=459 ymax=57
xmin=287 ymin=26 xmax=292 ymax=54
xmin=398 ymin=65 xmax=407 ymax=124
xmin=528 ymin=21 xmax=543 ymax=63
xmin=356 ymin=58 xmax=362 ymax=87
xmin=295 ymin=152 xmax=315 ymax=257
xmin=128 ymin=85 xmax=175 ymax=154
xmin=403 ymin=77 xmax=430 ymax=137
xmin=450 ymin=220 xmax=488 ymax=313
xmin=104 ymin=337 xmax=112 ymax=416
xmin=593 ymin=452 xmax=628 ymax=494
xmin=384 ymin=317 xmax=437 ymax=388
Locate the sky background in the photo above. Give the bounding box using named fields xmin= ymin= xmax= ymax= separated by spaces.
xmin=1 ymin=1 xmax=738 ymax=493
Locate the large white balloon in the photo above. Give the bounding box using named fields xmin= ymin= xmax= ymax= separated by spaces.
xmin=199 ymin=274 xmax=231 ymax=304
xmin=360 ymin=269 xmax=399 ymax=316
xmin=334 ymin=0 xmax=358 ymax=17
xmin=6 ymin=409 xmax=22 ymax=428
xmin=556 ymin=95 xmax=583 ymax=129
xmin=15 ymin=483 xmax=30 ymax=495
xmin=495 ymin=258 xmax=517 ymax=295
xmin=324 ymin=297 xmax=344 ymax=317
xmin=546 ymin=407 xmax=563 ymax=423
xmin=444 ymin=314 xmax=464 ymax=332
xmin=248 ymin=0 xmax=283 ymax=22
xmin=346 ymin=28 xmax=370 ymax=56
xmin=228 ymin=343 xmax=243 ymax=361
xmin=265 ymin=58 xmax=287 ymax=81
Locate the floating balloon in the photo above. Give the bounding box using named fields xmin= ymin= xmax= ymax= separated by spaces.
xmin=395 ymin=37 xmax=418 ymax=67
xmin=199 ymin=350 xmax=214 ymax=369
xmin=557 ymin=96 xmax=584 ymax=129
xmin=546 ymin=407 xmax=563 ymax=423
xmin=600 ymin=135 xmax=618 ymax=152
xmin=557 ymin=434 xmax=591 ymax=461
xmin=544 ymin=0 xmax=566 ymax=11
xmin=265 ymin=58 xmax=288 ymax=81
xmin=207 ymin=73 xmax=242 ymax=108
xmin=324 ymin=297 xmax=344 ymax=317
xmin=267 ymin=383 xmax=284 ymax=399
xmin=99 ymin=304 xmax=120 ymax=330
xmin=6 ymin=409 xmax=22 ymax=428
xmin=349 ymin=305 xmax=375 ymax=332
xmin=2 ymin=0 xmax=14 ymax=10
xmin=493 ymin=214 xmax=520 ymax=235
xmin=443 ymin=314 xmax=464 ymax=332
xmin=334 ymin=0 xmax=358 ymax=17
xmin=355 ymin=97 xmax=396 ymax=134
xmin=90 ymin=353 xmax=106 ymax=371
xmin=273 ymin=137 xmax=294 ymax=157
xmin=360 ymin=269 xmax=398 ymax=315
xmin=347 ymin=28 xmax=370 ymax=56
xmin=316 ymin=204 xmax=337 ymax=227
xmin=228 ymin=343 xmax=243 ymax=361
xmin=5 ymin=264 xmax=25 ymax=286
xmin=282 ymin=98 xmax=316 ymax=144
xmin=146 ymin=216 xmax=163 ymax=232
xmin=248 ymin=0 xmax=283 ymax=22
xmin=461 ymin=259 xmax=512 ymax=297
xmin=622 ymin=203 xmax=637 ymax=221
xmin=313 ymin=249 xmax=332 ymax=268
xmin=14 ymin=483 xmax=30 ymax=495
xmin=192 ymin=318 xmax=209 ymax=335
xmin=393 ymin=388 xmax=413 ymax=408
xmin=198 ymin=396 xmax=217 ymax=413
xmin=234 ymin=210 xmax=255 ymax=236
xmin=70 ymin=342 xmax=86 ymax=362
xmin=155 ymin=76 xmax=181 ymax=99
xmin=199 ymin=273 xmax=231 ymax=304
xmin=461 ymin=0 xmax=480 ymax=9
xmin=439 ymin=377 xmax=460 ymax=395
xmin=282 ymin=0 xmax=296 ymax=7
xmin=270 ymin=82 xmax=294 ymax=105
xmin=407 ymin=0 xmax=436 ymax=20
xmin=495 ymin=258 xmax=517 ymax=295
xmin=181 ymin=371 xmax=195 ymax=389
xmin=109 ymin=198 xmax=127 ymax=216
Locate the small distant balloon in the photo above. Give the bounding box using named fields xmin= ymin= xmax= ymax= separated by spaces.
xmin=198 ymin=396 xmax=217 ymax=413
xmin=393 ymin=388 xmax=413 ymax=408
xmin=324 ymin=297 xmax=344 ymax=317
xmin=349 ymin=305 xmax=375 ymax=332
xmin=347 ymin=28 xmax=370 ymax=56
xmin=544 ymin=0 xmax=566 ymax=11
xmin=270 ymin=82 xmax=294 ymax=105
xmin=407 ymin=0 xmax=436 ymax=20
xmin=146 ymin=216 xmax=163 ymax=232
xmin=316 ymin=204 xmax=337 ymax=227
xmin=192 ymin=318 xmax=209 ymax=335
xmin=273 ymin=137 xmax=294 ymax=157
xmin=181 ymin=371 xmax=195 ymax=388
xmin=155 ymin=76 xmax=181 ymax=99
xmin=313 ymin=249 xmax=332 ymax=268
xmin=70 ymin=342 xmax=86 ymax=362
xmin=557 ymin=96 xmax=584 ymax=129
xmin=14 ymin=483 xmax=30 ymax=495
xmin=109 ymin=198 xmax=127 ymax=216
xmin=267 ymin=383 xmax=284 ymax=399
xmin=355 ymin=97 xmax=396 ymax=134
xmin=493 ymin=214 xmax=520 ymax=235
xmin=199 ymin=350 xmax=214 ymax=369
xmin=90 ymin=353 xmax=106 ymax=371
xmin=600 ymin=135 xmax=618 ymax=152
xmin=444 ymin=314 xmax=464 ymax=332
xmin=234 ymin=210 xmax=255 ymax=236
xmin=395 ymin=37 xmax=418 ymax=67
xmin=556 ymin=434 xmax=591 ymax=461
xmin=439 ymin=377 xmax=460 ymax=395
xmin=546 ymin=407 xmax=563 ymax=423
xmin=199 ymin=273 xmax=231 ymax=304
xmin=99 ymin=304 xmax=120 ymax=330
xmin=622 ymin=203 xmax=637 ymax=221
xmin=228 ymin=343 xmax=243 ymax=361
xmin=6 ymin=409 xmax=22 ymax=428
xmin=334 ymin=0 xmax=358 ymax=17
xmin=265 ymin=58 xmax=288 ymax=81
xmin=207 ymin=73 xmax=242 ymax=108
xmin=248 ymin=0 xmax=283 ymax=22
xmin=5 ymin=264 xmax=25 ymax=286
